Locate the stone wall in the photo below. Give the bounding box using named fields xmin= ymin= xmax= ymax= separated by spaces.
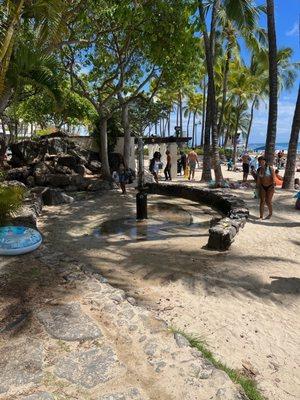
xmin=146 ymin=183 xmax=249 ymax=251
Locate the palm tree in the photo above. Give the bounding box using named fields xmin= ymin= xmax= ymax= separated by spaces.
xmin=184 ymin=91 xmax=203 ymax=145
xmin=265 ymin=0 xmax=278 ymax=164
xmin=0 ymin=0 xmax=67 ymax=99
xmin=0 ymin=0 xmax=25 ymax=98
xmin=244 ymin=47 xmax=299 ymax=149
xmin=283 ymin=85 xmax=300 ymax=189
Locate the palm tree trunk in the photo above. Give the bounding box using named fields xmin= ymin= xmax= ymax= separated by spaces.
xmin=163 ymin=118 xmax=168 ymax=137
xmin=121 ymin=102 xmax=131 ymax=168
xmin=199 ymin=0 xmax=223 ymax=183
xmin=99 ymin=117 xmax=111 ymax=180
xmin=179 ymin=92 xmax=183 ymax=137
xmin=168 ymin=111 xmax=171 ymax=136
xmin=224 ymin=127 xmax=229 ymax=148
xmin=233 ymin=108 xmax=241 ymax=168
xmin=201 ymin=77 xmax=206 ymax=147
xmin=0 ymin=119 xmax=7 ymax=167
xmin=198 ymin=5 xmax=212 ymax=181
xmin=217 ymin=47 xmax=231 ymax=137
xmin=245 ymin=97 xmax=256 ymax=150
xmin=0 ymin=87 xmax=12 ymax=114
xmin=283 ymin=85 xmax=300 ymax=189
xmin=192 ymin=112 xmax=196 ymax=148
xmin=186 ymin=111 xmax=191 ymax=139
xmin=0 ymin=0 xmax=25 ymax=97
xmin=265 ymin=0 xmax=278 ymax=165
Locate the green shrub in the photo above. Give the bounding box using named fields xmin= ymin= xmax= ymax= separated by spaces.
xmin=0 ymin=170 xmax=6 ymax=182
xmin=181 ymin=147 xmax=203 ymax=155
xmin=0 ymin=185 xmax=26 ymax=226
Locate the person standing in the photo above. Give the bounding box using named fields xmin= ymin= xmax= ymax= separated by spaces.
xmin=179 ymin=151 xmax=187 ymax=175
xmin=242 ymin=152 xmax=251 ymax=182
xmin=149 ymin=152 xmax=161 ymax=183
xmin=164 ymin=150 xmax=172 ymax=180
xmin=187 ymin=148 xmax=199 ymax=180
xmin=118 ymin=162 xmax=128 ymax=194
xmin=257 ymin=156 xmax=276 ymax=219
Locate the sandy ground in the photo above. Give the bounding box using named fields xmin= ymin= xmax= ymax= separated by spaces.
xmin=39 ymin=165 xmax=300 ymax=400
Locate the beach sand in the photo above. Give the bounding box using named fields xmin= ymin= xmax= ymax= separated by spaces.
xmin=39 ymin=165 xmax=300 ymax=400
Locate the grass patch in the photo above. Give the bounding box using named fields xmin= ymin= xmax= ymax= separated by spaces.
xmin=172 ymin=329 xmax=265 ymax=400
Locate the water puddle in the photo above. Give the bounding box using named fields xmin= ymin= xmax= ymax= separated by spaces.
xmin=93 ymin=202 xmax=197 ymax=241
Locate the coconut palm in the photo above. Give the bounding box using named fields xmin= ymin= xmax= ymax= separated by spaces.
xmin=265 ymin=0 xmax=278 ymax=164
xmin=283 ymin=85 xmax=300 ymax=189
xmin=244 ymin=47 xmax=299 ymax=149
xmin=0 ymin=0 xmax=69 ymax=99
xmin=198 ymin=0 xmax=260 ymax=183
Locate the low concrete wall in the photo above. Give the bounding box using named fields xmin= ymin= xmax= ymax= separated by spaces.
xmin=146 ymin=183 xmax=249 ymax=251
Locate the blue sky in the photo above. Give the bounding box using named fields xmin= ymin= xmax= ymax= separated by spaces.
xmin=160 ymin=1 xmax=300 ymax=145
xmin=251 ymin=0 xmax=300 ymax=144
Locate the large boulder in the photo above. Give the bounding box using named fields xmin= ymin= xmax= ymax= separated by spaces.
xmin=40 ymin=173 xmax=85 ymax=188
xmin=10 ymin=191 xmax=43 ymax=229
xmin=9 ymin=140 xmax=41 ymax=166
xmin=44 ymin=174 xmax=72 ymax=187
xmin=9 ymin=137 xmax=86 ymax=166
xmin=56 ymin=154 xmax=78 ymax=169
xmin=88 ymin=160 xmax=102 ymax=174
xmin=6 ymin=166 xmax=31 ymax=183
xmin=41 ymin=188 xmax=74 ymax=206
xmin=7 ymin=136 xmax=109 ymax=193
xmin=33 ymin=162 xmax=50 ymax=176
xmin=86 ymin=179 xmax=113 ymax=191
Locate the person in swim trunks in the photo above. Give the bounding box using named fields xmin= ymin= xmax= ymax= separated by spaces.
xmin=257 ymin=156 xmax=276 ymax=219
xmin=187 ymin=148 xmax=199 ymax=180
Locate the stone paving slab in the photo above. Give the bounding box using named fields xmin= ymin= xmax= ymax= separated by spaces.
xmin=37 ymin=303 xmax=102 ymax=341
xmin=0 ymin=245 xmax=249 ymax=400
xmin=55 ymin=346 xmax=124 ymax=388
xmin=97 ymin=388 xmax=145 ymax=400
xmin=22 ymin=393 xmax=54 ymax=400
xmin=0 ymin=340 xmax=43 ymax=394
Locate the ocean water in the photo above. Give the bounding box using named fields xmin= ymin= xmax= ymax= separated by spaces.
xmin=249 ymin=142 xmax=300 ymax=153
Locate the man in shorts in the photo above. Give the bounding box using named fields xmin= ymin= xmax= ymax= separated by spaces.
xmin=187 ymin=148 xmax=199 ymax=180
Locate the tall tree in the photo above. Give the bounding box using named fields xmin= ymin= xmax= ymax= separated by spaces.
xmin=265 ymin=0 xmax=278 ymax=164
xmin=198 ymin=1 xmax=214 ymax=181
xmin=283 ymin=85 xmax=300 ymax=189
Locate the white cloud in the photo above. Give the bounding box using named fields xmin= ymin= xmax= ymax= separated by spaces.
xmin=286 ymin=22 xmax=299 ymax=37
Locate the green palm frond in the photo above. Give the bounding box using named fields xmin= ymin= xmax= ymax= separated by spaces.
xmin=223 ymin=0 xmax=259 ymax=31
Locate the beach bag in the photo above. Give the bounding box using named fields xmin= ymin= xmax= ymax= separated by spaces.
xmin=112 ymin=171 xmax=119 ymax=183
xmin=184 ymin=166 xmax=189 ymax=178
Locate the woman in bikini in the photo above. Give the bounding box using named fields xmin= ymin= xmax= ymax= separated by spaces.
xmin=257 ymin=156 xmax=276 ymax=219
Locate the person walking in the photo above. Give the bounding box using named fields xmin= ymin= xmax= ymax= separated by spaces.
xmin=164 ymin=150 xmax=172 ymax=180
xmin=187 ymin=148 xmax=199 ymax=180
xmin=257 ymin=156 xmax=276 ymax=219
